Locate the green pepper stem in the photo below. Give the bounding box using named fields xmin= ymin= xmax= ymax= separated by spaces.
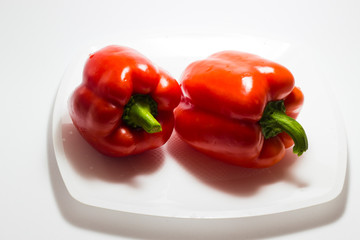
xmin=259 ymin=100 xmax=308 ymax=156
xmin=122 ymin=94 xmax=162 ymax=133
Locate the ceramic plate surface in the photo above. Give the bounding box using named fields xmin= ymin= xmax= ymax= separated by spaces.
xmin=52 ymin=34 xmax=347 ymax=218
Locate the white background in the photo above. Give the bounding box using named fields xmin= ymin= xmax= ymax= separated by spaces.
xmin=1 ymin=0 xmax=359 ymax=239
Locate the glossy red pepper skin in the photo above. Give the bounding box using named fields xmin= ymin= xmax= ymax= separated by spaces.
xmin=174 ymin=51 xmax=304 ymax=168
xmin=69 ymin=45 xmax=181 ymax=157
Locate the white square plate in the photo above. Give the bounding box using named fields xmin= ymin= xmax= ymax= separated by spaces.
xmin=52 ymin=34 xmax=347 ymax=218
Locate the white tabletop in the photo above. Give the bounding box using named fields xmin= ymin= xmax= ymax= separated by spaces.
xmin=1 ymin=0 xmax=359 ymax=239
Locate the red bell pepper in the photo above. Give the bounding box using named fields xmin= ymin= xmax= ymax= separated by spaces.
xmin=174 ymin=51 xmax=308 ymax=168
xmin=69 ymin=45 xmax=181 ymax=157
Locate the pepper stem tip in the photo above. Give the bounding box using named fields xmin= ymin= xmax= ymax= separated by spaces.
xmin=122 ymin=94 xmax=162 ymax=134
xmin=259 ymin=100 xmax=308 ymax=156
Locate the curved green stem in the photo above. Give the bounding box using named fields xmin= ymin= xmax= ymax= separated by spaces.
xmin=122 ymin=94 xmax=162 ymax=133
xmin=259 ymin=100 xmax=308 ymax=156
